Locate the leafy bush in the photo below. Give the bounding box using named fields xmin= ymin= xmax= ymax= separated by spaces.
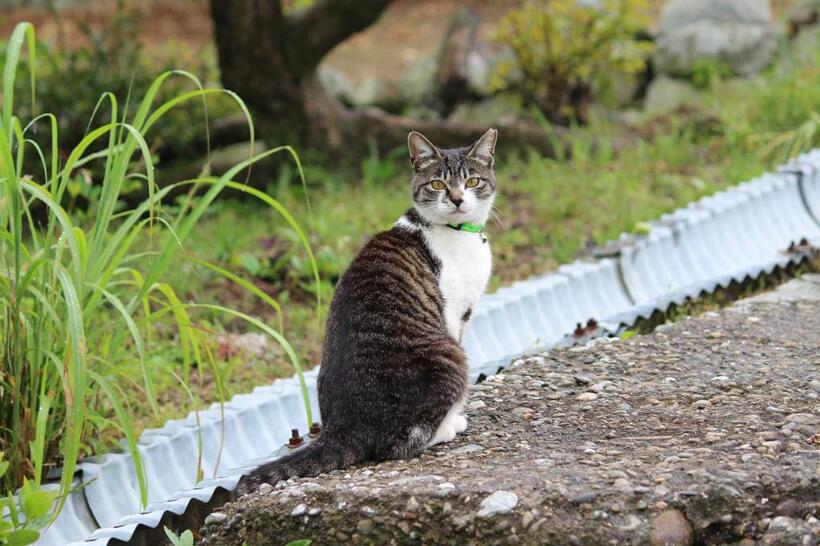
xmin=690 ymin=58 xmax=733 ymax=89
xmin=492 ymin=0 xmax=653 ymax=124
xmin=0 ymin=1 xmax=230 ymax=180
xmin=0 ymin=21 xmax=317 ymax=519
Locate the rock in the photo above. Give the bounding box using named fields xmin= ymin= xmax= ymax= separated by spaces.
xmin=318 ymin=65 xmax=353 ymax=103
xmin=217 ymin=332 xmax=281 ymax=361
xmin=257 ymin=483 xmax=272 ymax=495
xmin=204 ymin=512 xmax=227 ymax=525
xmin=450 ymin=444 xmax=484 ymax=455
xmin=406 ymin=497 xmax=420 ymax=512
xmin=649 ymin=509 xmax=694 ymax=546
xmin=290 ymin=504 xmax=306 ymax=517
xmin=613 ymin=478 xmax=633 ymax=490
xmin=512 ymin=406 xmax=535 ymax=417
xmin=767 ymin=515 xmax=797 ymax=532
xmin=350 ymin=78 xmax=389 ymax=108
xmin=398 ymin=58 xmax=438 ymax=107
xmin=447 ymin=94 xmax=522 ymax=125
xmin=574 ymin=375 xmax=593 ymax=385
xmin=477 ymin=490 xmax=518 ymax=517
xmin=704 ymin=432 xmax=724 ymax=443
xmin=644 ymin=76 xmax=701 ymax=113
xmin=654 ymin=0 xmax=779 ymax=76
xmin=570 ymin=491 xmax=598 ymax=504
xmin=360 ymin=506 xmax=376 ymax=517
xmin=577 ymin=392 xmax=599 ymax=402
xmin=784 ymin=412 xmax=817 ymax=425
xmin=356 ymin=518 xmax=374 ymax=534
xmin=465 ymin=51 xmax=490 ymax=95
xmin=590 ymin=381 xmax=612 ymax=393
xmin=787 ymin=0 xmax=819 ymax=36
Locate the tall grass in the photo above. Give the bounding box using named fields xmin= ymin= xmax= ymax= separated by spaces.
xmin=0 ymin=21 xmax=318 ymax=520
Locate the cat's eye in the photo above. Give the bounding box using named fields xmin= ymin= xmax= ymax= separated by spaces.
xmin=465 ymin=177 xmax=480 ymax=188
xmin=430 ymin=180 xmax=446 ymax=190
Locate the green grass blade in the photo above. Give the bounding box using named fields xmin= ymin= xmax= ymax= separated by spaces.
xmin=88 ymin=371 xmax=148 ymax=507
xmin=2 ymin=22 xmax=36 ymax=135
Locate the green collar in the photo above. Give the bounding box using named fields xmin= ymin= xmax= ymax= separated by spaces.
xmin=447 ymin=222 xmax=484 ymax=233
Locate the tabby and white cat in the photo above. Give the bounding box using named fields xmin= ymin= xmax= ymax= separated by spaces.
xmin=236 ymin=129 xmax=498 ymax=495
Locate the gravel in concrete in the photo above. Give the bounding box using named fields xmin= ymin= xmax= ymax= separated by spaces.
xmin=201 ymin=275 xmax=820 ymax=545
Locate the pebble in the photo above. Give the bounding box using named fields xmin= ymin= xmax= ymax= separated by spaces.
xmin=434 ymin=482 xmax=456 ymax=497
xmin=450 ymin=444 xmax=484 ymax=455
xmin=406 ymin=497 xmax=419 ymax=512
xmin=290 ymin=504 xmax=307 ymax=517
xmin=577 ymin=392 xmax=599 ymax=402
xmin=613 ymin=478 xmax=632 ymax=490
xmin=361 ymin=506 xmax=376 ymax=517
xmin=618 ymin=514 xmax=643 ymax=532
xmin=768 ymin=516 xmax=797 ymax=532
xmin=521 ymin=511 xmax=534 ymax=529
xmin=357 ymin=519 xmax=374 ymax=534
xmin=301 ymin=482 xmax=325 ymax=493
xmin=512 ymin=406 xmax=535 ymax=416
xmin=477 ymin=490 xmax=519 ymax=517
xmin=785 ymin=413 xmax=816 ymax=425
xmin=757 ymin=431 xmax=779 ymax=442
xmin=693 ymin=399 xmax=709 ymax=409
xmin=204 ymin=512 xmax=227 ymax=525
xmin=570 ymin=492 xmax=598 ymax=504
xmin=308 ymin=507 xmax=321 ymax=516
xmin=590 ymin=381 xmax=612 ymax=393
xmin=649 ymin=509 xmax=693 ymax=546
xmin=704 ymin=432 xmax=724 ymax=443
xmin=258 ymin=483 xmax=272 ymax=495
xmin=574 ymin=375 xmax=593 ymax=385
xmin=468 ymin=400 xmax=487 ymax=410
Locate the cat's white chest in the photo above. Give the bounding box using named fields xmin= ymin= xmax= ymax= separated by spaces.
xmin=425 ymin=226 xmax=492 ymax=340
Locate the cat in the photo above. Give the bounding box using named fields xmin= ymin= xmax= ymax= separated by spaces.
xmin=235 ymin=128 xmax=497 ymax=496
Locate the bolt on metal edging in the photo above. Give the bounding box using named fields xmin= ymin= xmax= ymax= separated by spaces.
xmin=47 ymin=150 xmax=820 ymax=546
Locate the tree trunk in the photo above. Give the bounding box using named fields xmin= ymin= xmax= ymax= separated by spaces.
xmin=209 ymin=0 xmax=395 ymax=151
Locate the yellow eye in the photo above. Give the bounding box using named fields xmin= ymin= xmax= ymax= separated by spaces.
xmin=430 ymin=180 xmax=446 ymax=190
xmin=465 ymin=177 xmax=479 ymax=188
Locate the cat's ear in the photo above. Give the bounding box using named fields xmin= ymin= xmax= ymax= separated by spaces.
xmin=466 ymin=128 xmax=498 ymax=167
xmin=408 ymin=131 xmax=442 ymax=168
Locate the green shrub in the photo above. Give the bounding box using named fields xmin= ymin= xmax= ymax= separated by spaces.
xmin=0 ymin=453 xmax=56 ymax=545
xmin=0 ymin=1 xmax=230 ymax=182
xmin=0 ymin=21 xmax=317 ymax=520
xmin=690 ymin=58 xmax=733 ymax=89
xmin=492 ymin=0 xmax=653 ymax=124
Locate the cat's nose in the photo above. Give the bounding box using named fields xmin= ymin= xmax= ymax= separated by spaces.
xmin=450 ymin=197 xmax=463 ymax=207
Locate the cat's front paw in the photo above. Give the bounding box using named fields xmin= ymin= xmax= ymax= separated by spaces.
xmin=452 ymin=414 xmax=467 ymax=434
xmin=426 ymin=423 xmax=456 ymax=447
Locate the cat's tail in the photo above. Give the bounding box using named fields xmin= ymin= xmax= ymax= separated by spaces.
xmin=233 ymin=435 xmax=363 ymax=497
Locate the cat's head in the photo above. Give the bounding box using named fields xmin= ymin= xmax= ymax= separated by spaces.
xmin=407 ymin=129 xmax=497 ymax=226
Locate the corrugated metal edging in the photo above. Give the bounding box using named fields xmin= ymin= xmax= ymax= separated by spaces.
xmin=46 ymin=150 xmax=819 ymax=546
